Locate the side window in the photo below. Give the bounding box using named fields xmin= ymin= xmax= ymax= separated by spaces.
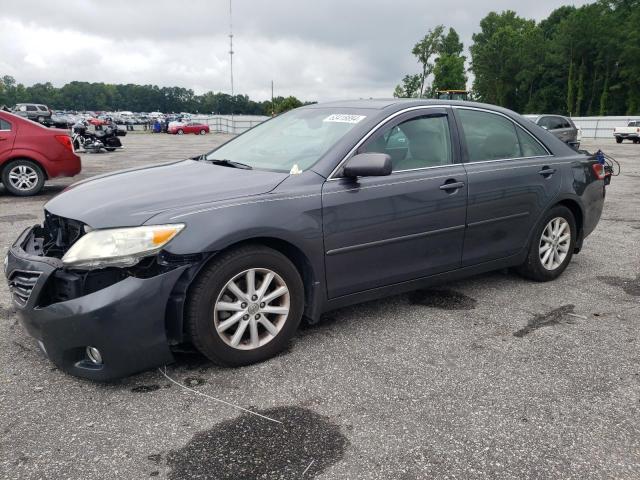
xmin=26 ymin=105 xmax=37 ymax=112
xmin=361 ymin=114 xmax=452 ymax=171
xmin=17 ymin=105 xmax=27 ymax=112
xmin=516 ymin=126 xmax=549 ymax=157
xmin=457 ymin=109 xmax=521 ymax=162
xmin=0 ymin=119 xmax=11 ymax=130
xmin=547 ymin=117 xmax=563 ymax=130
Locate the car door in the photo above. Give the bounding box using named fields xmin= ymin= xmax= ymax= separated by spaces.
xmin=322 ymin=107 xmax=468 ymax=298
xmin=0 ymin=117 xmax=16 ymax=162
xmin=453 ymin=107 xmax=562 ymax=266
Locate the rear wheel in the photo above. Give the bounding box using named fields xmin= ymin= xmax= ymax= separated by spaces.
xmin=177 ymin=129 xmax=184 ymax=135
xmin=616 ymin=137 xmax=623 ymax=143
xmin=516 ymin=205 xmax=576 ymax=282
xmin=186 ymin=245 xmax=304 ymax=366
xmin=105 ymin=147 xmax=116 ymax=152
xmin=1 ymin=159 xmax=45 ymax=196
xmin=199 ymin=129 xmax=206 ymax=135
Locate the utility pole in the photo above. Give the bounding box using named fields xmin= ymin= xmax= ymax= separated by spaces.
xmin=271 ymin=80 xmax=274 ymax=116
xmin=228 ymin=0 xmax=234 ymax=133
xmin=228 ymin=0 xmax=234 ymax=97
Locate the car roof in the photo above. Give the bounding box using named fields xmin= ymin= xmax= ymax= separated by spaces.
xmin=302 ymin=98 xmax=525 ymax=115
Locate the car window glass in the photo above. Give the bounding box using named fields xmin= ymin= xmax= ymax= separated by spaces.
xmin=37 ymin=106 xmax=47 ymax=111
xmin=17 ymin=105 xmax=27 ymax=112
xmin=457 ymin=109 xmax=521 ymax=162
xmin=361 ymin=114 xmax=452 ymax=171
xmin=0 ymin=119 xmax=11 ymax=130
xmin=548 ymin=117 xmax=564 ymax=130
xmin=516 ymin=126 xmax=548 ymax=157
xmin=558 ymin=118 xmax=571 ymax=129
xmin=26 ymin=105 xmax=37 ymax=112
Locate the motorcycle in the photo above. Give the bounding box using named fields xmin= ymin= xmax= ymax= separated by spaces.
xmin=72 ymin=121 xmax=125 ymax=153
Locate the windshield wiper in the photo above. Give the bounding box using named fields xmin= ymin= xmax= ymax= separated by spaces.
xmin=206 ymin=158 xmax=253 ymax=170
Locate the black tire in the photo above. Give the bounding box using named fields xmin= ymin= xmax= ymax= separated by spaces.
xmin=516 ymin=205 xmax=576 ymax=282
xmin=616 ymin=137 xmax=623 ymax=144
xmin=1 ymin=159 xmax=45 ymax=196
xmin=186 ymin=245 xmax=304 ymax=366
xmin=105 ymin=147 xmax=116 ymax=152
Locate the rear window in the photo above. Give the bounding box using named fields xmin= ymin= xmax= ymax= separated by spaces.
xmin=37 ymin=105 xmax=48 ymax=111
xmin=0 ymin=119 xmax=11 ymax=130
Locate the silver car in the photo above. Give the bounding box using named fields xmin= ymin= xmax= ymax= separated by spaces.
xmin=524 ymin=114 xmax=580 ymax=149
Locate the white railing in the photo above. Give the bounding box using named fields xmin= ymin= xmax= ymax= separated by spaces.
xmin=570 ymin=116 xmax=640 ymax=139
xmin=191 ymin=115 xmax=269 ymax=134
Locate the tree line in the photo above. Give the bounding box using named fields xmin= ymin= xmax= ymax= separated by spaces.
xmin=0 ymin=75 xmax=308 ymax=115
xmin=395 ymin=0 xmax=639 ymax=115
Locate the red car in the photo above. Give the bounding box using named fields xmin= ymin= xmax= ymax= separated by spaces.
xmin=0 ymin=111 xmax=81 ymax=196
xmin=168 ymin=121 xmax=210 ymax=135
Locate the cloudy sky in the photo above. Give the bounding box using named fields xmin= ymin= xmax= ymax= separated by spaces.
xmin=0 ymin=0 xmax=590 ymax=102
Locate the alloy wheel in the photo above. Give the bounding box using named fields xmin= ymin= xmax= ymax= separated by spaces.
xmin=213 ymin=268 xmax=290 ymax=350
xmin=539 ymin=217 xmax=571 ymax=270
xmin=8 ymin=165 xmax=39 ymax=191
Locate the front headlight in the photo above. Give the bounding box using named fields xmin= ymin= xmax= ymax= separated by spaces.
xmin=62 ymin=224 xmax=185 ymax=269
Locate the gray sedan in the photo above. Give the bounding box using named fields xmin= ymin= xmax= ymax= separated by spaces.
xmin=524 ymin=114 xmax=580 ymax=149
xmin=5 ymin=99 xmax=608 ymax=380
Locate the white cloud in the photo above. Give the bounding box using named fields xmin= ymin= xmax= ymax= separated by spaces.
xmin=0 ymin=0 xmax=592 ymax=102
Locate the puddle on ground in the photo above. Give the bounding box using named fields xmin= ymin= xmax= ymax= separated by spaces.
xmin=131 ymin=384 xmax=162 ymax=393
xmin=597 ymin=275 xmax=640 ymax=297
xmin=408 ymin=289 xmax=477 ymax=310
xmin=166 ymin=406 xmax=347 ymax=479
xmin=513 ymin=304 xmax=577 ymax=337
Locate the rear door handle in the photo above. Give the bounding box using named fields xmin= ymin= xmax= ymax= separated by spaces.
xmin=439 ymin=181 xmax=465 ymax=191
xmin=538 ymin=167 xmax=556 ymax=177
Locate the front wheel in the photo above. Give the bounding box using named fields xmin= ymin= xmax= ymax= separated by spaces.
xmin=516 ymin=205 xmax=576 ymax=282
xmin=616 ymin=137 xmax=623 ymax=144
xmin=199 ymin=129 xmax=206 ymax=135
xmin=186 ymin=245 xmax=304 ymax=366
xmin=177 ymin=129 xmax=184 ymax=135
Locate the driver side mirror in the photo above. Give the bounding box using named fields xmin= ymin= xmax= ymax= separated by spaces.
xmin=342 ymin=153 xmax=392 ymax=178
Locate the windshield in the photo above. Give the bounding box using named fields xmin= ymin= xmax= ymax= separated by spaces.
xmin=205 ymin=108 xmax=368 ymax=173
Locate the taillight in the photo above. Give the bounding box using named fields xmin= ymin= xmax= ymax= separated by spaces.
xmin=637 ymin=127 xmax=639 ymax=133
xmin=55 ymin=135 xmax=73 ymax=152
xmin=592 ymin=163 xmax=605 ymax=180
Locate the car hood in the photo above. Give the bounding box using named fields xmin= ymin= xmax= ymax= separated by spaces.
xmin=45 ymin=159 xmax=289 ymax=228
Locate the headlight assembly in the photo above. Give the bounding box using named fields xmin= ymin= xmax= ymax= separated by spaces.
xmin=62 ymin=224 xmax=185 ymax=269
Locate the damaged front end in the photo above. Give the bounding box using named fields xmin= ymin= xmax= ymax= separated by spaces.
xmin=4 ymin=211 xmax=207 ymax=380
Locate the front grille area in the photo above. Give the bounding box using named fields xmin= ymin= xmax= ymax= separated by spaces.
xmin=8 ymin=270 xmax=41 ymax=307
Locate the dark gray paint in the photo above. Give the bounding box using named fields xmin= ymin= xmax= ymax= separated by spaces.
xmin=8 ymin=99 xmax=607 ymax=379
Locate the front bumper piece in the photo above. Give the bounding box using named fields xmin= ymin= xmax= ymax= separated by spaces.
xmin=5 ymin=227 xmax=187 ymax=381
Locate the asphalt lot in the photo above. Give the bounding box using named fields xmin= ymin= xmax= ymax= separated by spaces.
xmin=0 ymin=133 xmax=638 ymax=479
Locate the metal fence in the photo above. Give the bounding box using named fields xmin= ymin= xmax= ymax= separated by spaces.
xmin=191 ymin=115 xmax=269 ymax=134
xmin=571 ymin=116 xmax=640 ymax=139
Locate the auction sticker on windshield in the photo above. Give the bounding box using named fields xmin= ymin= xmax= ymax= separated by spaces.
xmin=323 ymin=114 xmax=366 ymax=124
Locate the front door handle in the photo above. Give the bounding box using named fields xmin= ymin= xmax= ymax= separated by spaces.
xmin=439 ymin=181 xmax=465 ymax=191
xmin=538 ymin=167 xmax=556 ymax=177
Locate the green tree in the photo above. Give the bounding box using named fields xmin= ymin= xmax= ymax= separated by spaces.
xmin=432 ymin=28 xmax=467 ymax=92
xmin=411 ymin=25 xmax=444 ymax=97
xmin=393 ymin=74 xmax=422 ymax=98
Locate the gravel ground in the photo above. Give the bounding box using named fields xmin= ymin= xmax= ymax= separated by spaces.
xmin=0 ymin=134 xmax=638 ymax=479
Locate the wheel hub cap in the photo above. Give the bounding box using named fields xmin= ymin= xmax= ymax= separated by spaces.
xmin=213 ymin=268 xmax=290 ymax=350
xmin=539 ymin=217 xmax=570 ymax=271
